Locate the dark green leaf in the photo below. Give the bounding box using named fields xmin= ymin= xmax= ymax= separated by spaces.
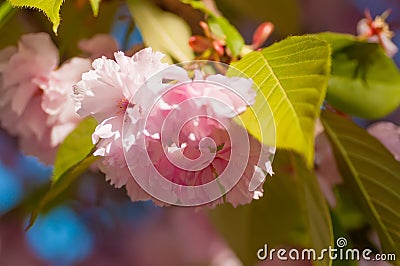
xmin=330 ymin=211 xmax=359 ymax=266
xmin=211 ymin=150 xmax=333 ymax=266
xmin=321 ymin=110 xmax=400 ymax=260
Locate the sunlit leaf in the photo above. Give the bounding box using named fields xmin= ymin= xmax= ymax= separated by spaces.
xmin=211 ymin=150 xmax=333 ymax=266
xmin=318 ymin=32 xmax=400 ymax=119
xmin=27 ymin=118 xmax=98 ymax=229
xmin=127 ymin=0 xmax=194 ymax=63
xmin=232 ymin=36 xmax=330 ymax=167
xmin=7 ymin=0 xmax=64 ymax=33
xmin=89 ymin=0 xmax=100 ymax=17
xmin=52 ymin=117 xmax=97 ymax=184
xmin=321 ymin=110 xmax=400 ymax=260
xmin=0 ymin=1 xmax=14 ymax=29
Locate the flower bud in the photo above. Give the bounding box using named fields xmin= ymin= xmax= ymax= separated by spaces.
xmin=189 ymin=36 xmax=212 ymax=53
xmin=252 ymin=22 xmax=274 ymax=49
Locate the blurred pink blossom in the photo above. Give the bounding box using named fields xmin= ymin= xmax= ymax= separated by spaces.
xmin=367 ymin=121 xmax=400 ymax=161
xmin=0 ymin=33 xmax=91 ymax=164
xmin=124 ymin=208 xmax=242 ymax=266
xmin=314 ymin=132 xmax=342 ymax=207
xmin=78 ymin=34 xmax=119 ymax=60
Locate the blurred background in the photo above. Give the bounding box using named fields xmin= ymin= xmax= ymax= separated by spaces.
xmin=0 ymin=0 xmax=399 ymax=265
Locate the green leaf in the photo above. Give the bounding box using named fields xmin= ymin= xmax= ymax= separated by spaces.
xmin=127 ymin=0 xmax=194 ymax=63
xmin=52 ymin=117 xmax=98 ymax=184
xmin=180 ymin=0 xmax=245 ymax=57
xmin=232 ymin=36 xmax=331 ymax=167
xmin=332 ymin=186 xmax=367 ymax=231
xmin=89 ymin=0 xmax=100 ymax=17
xmin=318 ymin=32 xmax=400 ymax=119
xmin=0 ymin=1 xmax=14 ymax=29
xmin=321 ymin=110 xmax=400 ymax=261
xmin=7 ymin=0 xmax=64 ymax=33
xmin=207 ymin=15 xmax=244 ymax=58
xmin=27 ymin=117 xmax=98 ymax=229
xmin=180 ymin=0 xmax=210 ymax=14
xmin=211 ymin=150 xmax=333 ymax=266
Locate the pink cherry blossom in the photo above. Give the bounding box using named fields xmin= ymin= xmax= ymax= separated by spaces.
xmin=357 ymin=10 xmax=398 ymax=57
xmin=74 ymin=48 xmax=274 ymax=207
xmin=78 ymin=34 xmax=119 ymax=60
xmin=124 ymin=70 xmax=273 ymax=207
xmin=73 ymin=48 xmax=176 ymax=188
xmin=0 ymin=33 xmax=91 ymax=164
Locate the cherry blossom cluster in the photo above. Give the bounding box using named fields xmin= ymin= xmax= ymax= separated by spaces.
xmin=0 ymin=33 xmax=274 ymax=207
xmin=0 ymin=33 xmax=86 ymax=163
xmin=0 ymin=33 xmax=118 ymax=164
xmin=73 ymin=48 xmax=274 ymax=207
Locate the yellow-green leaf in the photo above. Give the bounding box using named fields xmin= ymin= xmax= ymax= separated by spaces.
xmin=0 ymin=1 xmax=14 ymax=29
xmin=232 ymin=36 xmax=331 ymax=167
xmin=7 ymin=0 xmax=64 ymax=33
xmin=52 ymin=117 xmax=97 ymax=184
xmin=27 ymin=117 xmax=98 ymax=229
xmin=89 ymin=0 xmax=100 ymax=17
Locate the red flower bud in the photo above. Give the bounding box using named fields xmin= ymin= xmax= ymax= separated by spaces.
xmin=252 ymin=22 xmax=274 ymax=49
xmin=189 ymin=36 xmax=212 ymax=53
